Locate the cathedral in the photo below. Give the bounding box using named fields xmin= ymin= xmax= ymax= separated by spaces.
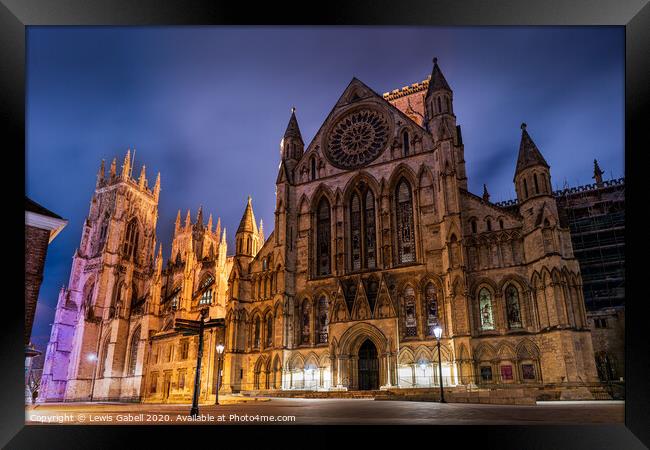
xmin=40 ymin=58 xmax=599 ymax=403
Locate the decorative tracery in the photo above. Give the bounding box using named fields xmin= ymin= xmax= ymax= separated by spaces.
xmin=425 ymin=282 xmax=439 ymax=336
xmin=316 ymin=197 xmax=331 ymax=276
xmin=505 ymin=285 xmax=523 ymax=328
xmin=349 ymin=183 xmax=377 ymax=271
xmin=478 ymin=288 xmax=495 ymax=330
xmin=396 ymin=179 xmax=416 ymax=264
xmin=403 ymin=286 xmax=417 ymax=337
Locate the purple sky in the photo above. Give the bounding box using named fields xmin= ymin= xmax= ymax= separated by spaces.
xmin=26 ymin=26 xmax=624 ymax=354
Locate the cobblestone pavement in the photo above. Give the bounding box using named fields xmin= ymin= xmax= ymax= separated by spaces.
xmin=25 ymin=397 xmax=624 ymax=425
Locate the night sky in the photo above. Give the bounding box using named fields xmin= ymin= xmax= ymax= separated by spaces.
xmin=26 ymin=26 xmax=624 ymax=354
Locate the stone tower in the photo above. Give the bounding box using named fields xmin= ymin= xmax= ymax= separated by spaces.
xmin=40 ymin=150 xmax=159 ymax=402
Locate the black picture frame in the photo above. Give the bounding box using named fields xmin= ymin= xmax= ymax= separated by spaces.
xmin=4 ymin=1 xmax=648 ymax=448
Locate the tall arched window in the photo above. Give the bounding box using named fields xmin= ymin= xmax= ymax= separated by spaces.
xmin=396 ymin=179 xmax=416 ymax=264
xmin=486 ymin=219 xmax=492 ymax=232
xmin=310 ymin=157 xmax=317 ymax=181
xmin=253 ymin=316 xmax=261 ymax=349
xmin=123 ymin=218 xmax=139 ymax=261
xmin=403 ymin=286 xmax=417 ymax=337
xmin=505 ymin=285 xmax=523 ymax=329
xmin=266 ymin=315 xmax=273 ymax=347
xmin=127 ymin=326 xmax=141 ymax=376
xmin=95 ymin=212 xmax=109 ymax=255
xmin=316 ymin=197 xmax=331 ymax=276
xmin=403 ymin=131 xmax=410 ymax=156
xmin=478 ymin=288 xmax=495 ymax=330
xmin=301 ymin=300 xmax=311 ymax=344
xmin=437 ymin=97 xmax=442 ymax=113
xmin=425 ymin=282 xmax=439 ymax=336
xmin=318 ymin=296 xmax=329 ymax=343
xmin=534 ymin=173 xmax=539 ymax=194
xmin=98 ymin=335 xmax=110 ymax=378
xmin=349 ymin=184 xmax=377 ymax=271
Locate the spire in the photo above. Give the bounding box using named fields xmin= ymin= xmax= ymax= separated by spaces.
xmin=207 ymin=213 xmax=213 ymax=233
xmin=109 ymin=158 xmax=117 ymax=179
xmin=138 ymin=165 xmax=147 ymax=189
xmin=237 ymin=196 xmax=257 ymax=235
xmin=196 ymin=206 xmax=203 ymax=227
xmin=482 ymin=184 xmax=490 ymax=202
xmin=121 ymin=149 xmax=131 ymax=179
xmin=175 ymin=209 xmax=181 ymax=232
xmin=515 ymin=123 xmax=549 ymax=177
xmin=593 ymin=159 xmax=604 ymax=186
xmin=97 ymin=159 xmax=105 ymax=186
xmin=258 ymin=219 xmax=265 ymax=242
xmin=426 ymin=57 xmax=452 ymax=98
xmin=283 ymin=107 xmax=304 ymax=144
xmin=221 ymin=228 xmax=227 ymax=244
xmin=185 ymin=209 xmax=191 ymax=230
xmin=215 ymin=217 xmax=221 ymax=238
xmin=153 ymin=172 xmax=161 ymax=200
xmin=155 ymin=243 xmax=163 ymax=277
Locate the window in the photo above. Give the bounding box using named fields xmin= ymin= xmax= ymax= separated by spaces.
xmin=178 ymin=371 xmax=186 ymax=390
xmin=318 ymin=296 xmax=329 ymax=343
xmin=471 ymin=219 xmax=477 ymax=234
xmin=396 ymin=179 xmax=416 ymax=264
xmin=150 ymin=373 xmax=158 ymax=393
xmin=486 ymin=219 xmax=492 ymax=232
xmin=365 ymin=190 xmax=377 ymax=269
xmin=403 ymin=131 xmax=410 ymax=156
xmin=171 ymin=293 xmax=179 ymax=310
xmin=425 ymin=282 xmax=439 ymax=336
xmin=98 ymin=336 xmax=110 ymax=378
xmin=437 ymin=97 xmax=442 ymax=113
xmin=500 ymin=365 xmax=513 ymax=381
xmin=499 ymin=219 xmax=504 ymax=230
xmin=127 ymin=326 xmax=140 ymax=376
xmin=480 ymin=366 xmax=493 ymax=382
xmin=505 ymin=285 xmax=523 ymax=329
xmin=349 ymin=185 xmax=377 ymax=271
xmin=521 ymin=364 xmax=536 ymax=380
xmin=403 ymin=286 xmax=417 ymax=337
xmin=350 ymin=193 xmax=361 ymax=270
xmin=123 ymin=218 xmax=139 ymax=261
xmin=594 ymin=318 xmax=608 ymax=328
xmin=199 ymin=289 xmax=212 ymax=305
xmin=266 ymin=315 xmax=273 ymax=347
xmin=316 ymin=198 xmax=331 ymax=276
xmin=253 ymin=316 xmax=261 ymax=349
xmin=180 ymin=339 xmax=189 ymax=360
xmin=301 ymin=300 xmax=311 ymax=344
xmin=523 ymin=179 xmax=528 ymax=198
xmin=478 ymin=288 xmax=495 ymax=330
xmin=166 ymin=345 xmax=173 ymax=362
xmin=446 ymin=97 xmax=450 ymax=113
xmin=534 ymin=173 xmax=539 ymax=194
xmin=310 ymin=157 xmax=316 ymax=181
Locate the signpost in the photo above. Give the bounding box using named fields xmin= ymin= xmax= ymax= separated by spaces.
xmin=173 ymin=308 xmax=225 ymax=417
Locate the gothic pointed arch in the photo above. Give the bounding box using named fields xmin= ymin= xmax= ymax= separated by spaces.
xmin=398 ymin=346 xmax=415 ymax=365
xmin=126 ymin=325 xmax=141 ymax=376
xmin=394 ymin=176 xmax=417 ymax=265
xmin=314 ymin=194 xmax=332 ymax=276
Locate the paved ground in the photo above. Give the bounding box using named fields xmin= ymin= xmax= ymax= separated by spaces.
xmin=25 ymin=397 xmax=624 ymax=425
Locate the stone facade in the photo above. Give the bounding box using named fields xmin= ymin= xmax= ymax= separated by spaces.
xmin=41 ymin=58 xmax=600 ymax=404
xmin=587 ymin=306 xmax=624 ymax=382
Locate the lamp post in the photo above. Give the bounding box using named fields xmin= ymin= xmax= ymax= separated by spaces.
xmin=433 ymin=325 xmax=446 ymax=403
xmin=215 ymin=344 xmax=224 ymax=405
xmin=190 ymin=308 xmax=209 ymax=417
xmin=87 ymin=353 xmax=98 ymax=402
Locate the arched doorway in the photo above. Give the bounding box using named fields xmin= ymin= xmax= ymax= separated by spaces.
xmin=358 ymin=339 xmax=379 ymax=390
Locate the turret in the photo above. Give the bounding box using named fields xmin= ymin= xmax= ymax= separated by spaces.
xmin=96 ymin=159 xmax=105 ymax=187
xmin=153 ymin=172 xmax=161 ymax=201
xmin=121 ymin=149 xmax=131 ymax=180
xmin=482 ymin=184 xmax=490 ymax=202
xmin=514 ymin=123 xmax=552 ymax=203
xmin=109 ymin=158 xmax=117 ymax=179
xmin=138 ymin=165 xmax=147 ymax=189
xmin=280 ymin=107 xmax=304 ymax=162
xmin=425 ymin=58 xmax=457 ymax=142
xmin=196 ymin=206 xmax=204 ymax=229
xmin=207 ymin=213 xmax=213 ymax=233
xmin=175 ymin=209 xmax=181 ymax=234
xmin=184 ymin=209 xmax=191 ymax=230
xmin=593 ymin=159 xmax=604 ymax=187
xmin=235 ymin=196 xmax=260 ymax=257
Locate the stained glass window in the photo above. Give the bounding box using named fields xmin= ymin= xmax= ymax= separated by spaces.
xmin=480 ymin=366 xmax=492 ymax=382
xmin=396 ymin=179 xmax=415 ymax=264
xmin=350 ymin=193 xmax=361 ymax=271
xmin=500 ymin=365 xmax=513 ymax=381
xmin=127 ymin=326 xmax=140 ymax=376
xmin=123 ymin=218 xmax=139 ymax=261
xmin=505 ymin=285 xmax=522 ymax=328
xmin=425 ymin=282 xmax=439 ymax=336
xmin=317 ymin=198 xmax=331 ymax=276
xmin=254 ymin=316 xmax=261 ymax=349
xmin=479 ymin=288 xmax=495 ymax=330
xmin=521 ymin=364 xmax=536 ymax=380
xmin=302 ymin=300 xmax=311 ymax=344
xmin=365 ymin=190 xmax=376 ymax=269
xmin=404 ymin=286 xmax=417 ymax=337
xmin=266 ymin=315 xmax=273 ymax=347
xmin=318 ymin=296 xmax=329 ymax=343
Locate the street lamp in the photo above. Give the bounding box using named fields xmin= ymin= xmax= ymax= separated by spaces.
xmin=215 ymin=344 xmax=224 ymax=405
xmin=433 ymin=325 xmax=446 ymax=403
xmin=87 ymin=353 xmax=98 ymax=402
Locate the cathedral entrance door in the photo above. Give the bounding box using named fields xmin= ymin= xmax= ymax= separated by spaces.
xmin=358 ymin=339 xmax=379 ymax=390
